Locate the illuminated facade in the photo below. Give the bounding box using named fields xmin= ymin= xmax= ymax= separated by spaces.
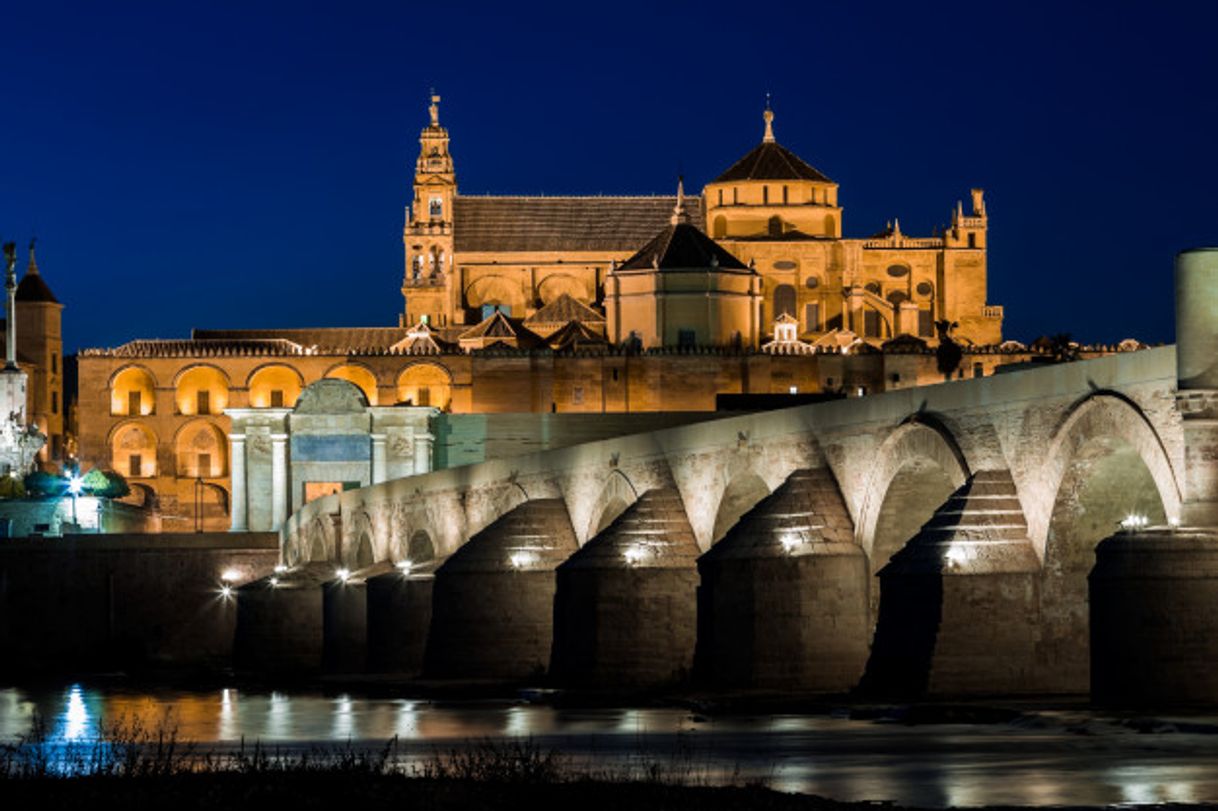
xmin=402 ymin=95 xmax=1002 ymax=347
xmin=76 ymin=93 xmax=1037 ymax=530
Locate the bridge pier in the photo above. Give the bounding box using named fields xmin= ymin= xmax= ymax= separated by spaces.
xmin=695 ymin=468 xmax=868 ymax=690
xmin=234 ymin=563 xmax=332 ymax=676
xmin=551 ymin=488 xmax=700 ymax=688
xmin=423 ymin=499 xmax=577 ymax=680
xmin=323 ymin=563 xmax=390 ymax=674
xmin=1091 ymin=247 xmax=1218 ymax=705
xmin=366 ymin=563 xmax=436 ymax=675
xmin=861 ymin=471 xmax=1041 ymax=698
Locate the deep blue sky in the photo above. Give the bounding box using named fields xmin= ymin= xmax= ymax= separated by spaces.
xmin=2 ymin=1 xmax=1215 ymax=352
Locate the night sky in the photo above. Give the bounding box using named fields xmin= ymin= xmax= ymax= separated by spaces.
xmin=2 ymin=1 xmax=1215 ymax=353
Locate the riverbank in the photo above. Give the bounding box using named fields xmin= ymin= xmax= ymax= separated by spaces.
xmin=0 ymin=774 xmax=903 ymax=810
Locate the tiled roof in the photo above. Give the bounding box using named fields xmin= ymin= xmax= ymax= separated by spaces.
xmin=452 ymin=195 xmax=704 ymax=252
xmin=80 ymin=338 xmax=310 ymax=358
xmin=547 ymin=319 xmax=608 ymax=351
xmin=618 ymin=223 xmax=749 ymax=271
xmin=712 ymin=141 xmax=831 ymax=184
xmin=524 ymin=293 xmax=605 ymax=326
xmin=192 ymin=327 xmax=411 ymax=352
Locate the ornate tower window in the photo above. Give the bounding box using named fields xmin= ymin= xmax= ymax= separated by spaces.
xmin=429 ymin=196 xmax=443 ymax=218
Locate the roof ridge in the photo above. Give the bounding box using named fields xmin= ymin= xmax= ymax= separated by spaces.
xmin=456 ymin=193 xmax=695 ymax=200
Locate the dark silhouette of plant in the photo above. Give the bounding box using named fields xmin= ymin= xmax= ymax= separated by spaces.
xmin=934 ymin=319 xmax=962 ymax=381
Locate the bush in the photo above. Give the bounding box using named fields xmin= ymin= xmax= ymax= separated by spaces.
xmin=81 ymin=468 xmax=131 ymax=499
xmin=24 ymin=470 xmax=67 ymax=498
xmin=0 ymin=475 xmax=25 ymax=499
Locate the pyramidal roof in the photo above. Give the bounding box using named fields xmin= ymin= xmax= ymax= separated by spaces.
xmin=618 ymin=223 xmax=749 ymax=271
xmin=712 ymin=106 xmax=832 ymax=184
xmin=524 ymin=293 xmax=605 ymax=325
xmin=618 ymin=183 xmax=749 ymax=272
xmin=15 ymin=241 xmax=58 ymax=304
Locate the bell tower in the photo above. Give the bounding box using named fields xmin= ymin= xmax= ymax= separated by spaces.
xmin=402 ymin=92 xmax=458 ymax=326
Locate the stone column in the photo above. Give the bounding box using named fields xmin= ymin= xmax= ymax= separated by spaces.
xmin=229 ymin=433 xmax=248 ymax=532
xmin=896 ymin=300 xmax=920 ymax=337
xmin=1176 ymin=248 xmax=1218 ymax=526
xmin=413 ymin=430 xmax=434 ymax=475
xmin=846 ymin=286 xmax=865 ymax=334
xmin=371 ymin=433 xmax=387 ymax=484
xmin=271 ymin=433 xmax=288 ymax=531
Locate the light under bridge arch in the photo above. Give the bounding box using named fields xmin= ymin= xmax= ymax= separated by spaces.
xmin=856 ymin=416 xmax=971 ymax=580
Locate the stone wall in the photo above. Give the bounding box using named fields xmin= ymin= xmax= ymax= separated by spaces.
xmin=0 ymin=532 xmax=278 ymax=676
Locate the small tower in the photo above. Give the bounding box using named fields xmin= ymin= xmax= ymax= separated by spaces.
xmin=402 ymin=92 xmax=458 ymax=327
xmin=16 ymin=238 xmax=64 ymax=463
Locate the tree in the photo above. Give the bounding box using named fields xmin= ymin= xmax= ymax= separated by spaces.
xmin=934 ymin=319 xmax=963 ymax=382
xmin=81 ymin=467 xmax=131 ymax=499
xmin=24 ymin=470 xmax=67 ymax=498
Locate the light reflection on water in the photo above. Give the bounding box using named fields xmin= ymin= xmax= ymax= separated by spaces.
xmin=6 ymin=684 xmax=1218 ymax=806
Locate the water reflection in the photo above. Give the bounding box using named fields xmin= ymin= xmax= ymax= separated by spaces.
xmin=9 ymin=684 xmax=1218 ymax=806
xmin=58 ymin=685 xmax=92 ymax=741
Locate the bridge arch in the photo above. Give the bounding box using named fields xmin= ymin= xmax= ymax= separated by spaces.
xmin=401 ymin=529 xmax=435 ymax=565
xmin=1033 ymin=391 xmax=1181 ymax=559
xmin=584 ymin=470 xmax=638 ymax=542
xmin=1032 ymin=392 xmax=1181 ymax=691
xmin=856 ymin=418 xmax=970 ymax=581
xmin=710 ymin=470 xmax=771 ymax=546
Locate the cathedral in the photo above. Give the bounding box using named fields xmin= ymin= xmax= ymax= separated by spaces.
xmin=402 ymin=95 xmax=1001 ymax=347
xmin=76 ymin=94 xmax=1026 ymax=531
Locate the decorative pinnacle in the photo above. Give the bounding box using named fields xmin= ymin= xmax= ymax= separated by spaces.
xmin=671 ymin=175 xmax=690 ymax=225
xmin=763 ymin=94 xmax=775 ymax=143
xmin=27 ymin=237 xmax=38 ymax=275
xmin=429 ymin=91 xmax=441 ymax=127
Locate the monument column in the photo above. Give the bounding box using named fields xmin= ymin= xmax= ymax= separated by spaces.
xmin=371 ymin=433 xmax=387 ymax=484
xmin=271 ymin=432 xmax=288 ymax=530
xmin=229 ymin=432 xmax=248 ymax=531
xmin=1175 ymin=247 xmax=1218 ymax=526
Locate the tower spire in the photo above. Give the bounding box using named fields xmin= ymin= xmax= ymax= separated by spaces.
xmin=671 ymin=176 xmax=690 ymax=225
xmin=26 ymin=237 xmax=38 ymax=275
xmin=762 ymin=93 xmax=775 ymax=143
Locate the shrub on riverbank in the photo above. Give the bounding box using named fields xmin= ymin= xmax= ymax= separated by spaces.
xmin=0 ymin=719 xmax=849 ymax=811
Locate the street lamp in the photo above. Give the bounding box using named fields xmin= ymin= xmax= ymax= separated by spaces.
xmin=67 ymin=474 xmax=83 ymax=530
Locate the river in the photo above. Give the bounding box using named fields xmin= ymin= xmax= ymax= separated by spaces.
xmin=3 ymin=683 xmax=1218 ymax=806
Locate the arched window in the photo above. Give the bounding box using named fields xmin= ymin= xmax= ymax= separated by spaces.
xmin=763 ymin=186 xmax=769 ymax=205
xmin=772 ymin=284 xmax=796 ymax=318
xmin=175 ymin=420 xmax=227 ymax=478
xmin=248 ymin=365 xmax=304 ymax=409
xmin=397 ymin=362 xmax=452 ymax=409
xmin=713 ymin=216 xmax=727 ymax=238
xmin=175 ymin=366 xmax=228 ymax=416
xmin=111 ymin=367 xmax=156 ymax=416
xmin=111 ymin=423 xmax=157 ymax=478
xmin=768 ymin=216 xmax=783 ymax=237
xmin=325 ymin=364 xmax=378 ymax=405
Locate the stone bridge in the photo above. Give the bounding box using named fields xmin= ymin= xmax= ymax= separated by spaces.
xmin=261 ymin=340 xmax=1183 ymax=696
